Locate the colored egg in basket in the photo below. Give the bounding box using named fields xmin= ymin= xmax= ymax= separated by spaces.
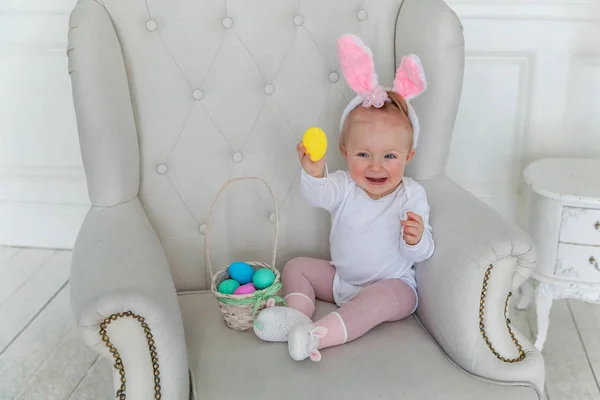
xmin=216 ymin=262 xmax=277 ymax=294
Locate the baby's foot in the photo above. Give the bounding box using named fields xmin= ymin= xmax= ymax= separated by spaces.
xmin=253 ymin=301 xmax=312 ymax=342
xmin=287 ymin=321 xmax=328 ymax=362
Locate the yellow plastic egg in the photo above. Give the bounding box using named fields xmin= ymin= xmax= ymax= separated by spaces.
xmin=302 ymin=127 xmax=327 ymax=161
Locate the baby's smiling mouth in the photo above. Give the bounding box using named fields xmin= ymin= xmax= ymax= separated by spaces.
xmin=366 ymin=177 xmax=387 ymax=185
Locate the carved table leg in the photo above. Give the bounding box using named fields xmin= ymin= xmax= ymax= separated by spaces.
xmin=534 ymin=282 xmax=554 ymax=351
xmin=516 ymin=279 xmax=535 ymax=310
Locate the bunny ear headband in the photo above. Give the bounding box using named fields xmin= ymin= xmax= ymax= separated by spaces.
xmin=338 ymin=34 xmax=427 ymax=148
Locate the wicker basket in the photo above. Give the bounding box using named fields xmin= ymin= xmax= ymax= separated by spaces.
xmin=204 ymin=177 xmax=284 ymax=332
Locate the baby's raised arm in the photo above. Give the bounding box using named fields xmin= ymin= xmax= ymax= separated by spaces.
xmin=297 ymin=145 xmax=347 ymax=213
xmin=297 ymin=141 xmax=325 ymax=178
xmin=399 ymin=184 xmax=435 ymax=263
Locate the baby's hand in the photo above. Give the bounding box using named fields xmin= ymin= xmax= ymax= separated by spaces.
xmin=401 ymin=211 xmax=424 ymax=245
xmin=297 ymin=141 xmax=325 ymax=178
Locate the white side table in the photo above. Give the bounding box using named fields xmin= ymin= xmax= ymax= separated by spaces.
xmin=517 ymin=157 xmax=600 ymax=351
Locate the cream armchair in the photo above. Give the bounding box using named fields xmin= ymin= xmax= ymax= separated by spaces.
xmin=67 ymin=0 xmax=545 ymax=398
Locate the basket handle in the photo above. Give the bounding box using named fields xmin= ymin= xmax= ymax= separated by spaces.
xmin=203 ymin=177 xmax=279 ymax=287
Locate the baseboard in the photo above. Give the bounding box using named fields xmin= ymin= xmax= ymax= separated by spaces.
xmin=0 ymin=165 xmax=90 ymax=249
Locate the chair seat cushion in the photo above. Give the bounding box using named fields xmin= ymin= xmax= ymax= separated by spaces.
xmin=179 ymin=292 xmax=538 ymax=400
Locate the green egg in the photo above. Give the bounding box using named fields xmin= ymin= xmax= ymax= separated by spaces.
xmin=218 ymin=279 xmax=240 ymax=294
xmin=253 ymin=268 xmax=275 ymax=290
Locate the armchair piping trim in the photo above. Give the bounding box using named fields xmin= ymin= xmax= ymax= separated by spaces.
xmin=100 ymin=311 xmax=162 ymax=399
xmin=479 ymin=264 xmax=526 ymax=363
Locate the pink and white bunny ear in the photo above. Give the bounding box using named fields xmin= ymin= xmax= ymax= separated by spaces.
xmin=337 ymin=35 xmax=427 ymax=148
xmin=393 ymin=54 xmax=427 ymax=101
xmin=338 ymin=34 xmax=389 ymax=108
xmin=337 ymin=34 xmax=378 ymax=94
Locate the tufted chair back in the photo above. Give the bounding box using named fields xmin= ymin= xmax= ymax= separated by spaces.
xmin=68 ymin=0 xmax=464 ymax=291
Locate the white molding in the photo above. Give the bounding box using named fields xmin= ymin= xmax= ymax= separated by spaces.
xmin=447 ymin=0 xmax=600 ymax=21
xmin=449 ymin=52 xmax=535 ymax=223
xmin=561 ymin=53 xmax=600 ymax=157
xmin=466 ymin=51 xmax=534 ymax=196
xmin=449 ymin=51 xmax=534 ymax=203
xmin=0 ymin=165 xmax=90 ymax=249
xmin=0 ymin=165 xmax=89 ymax=204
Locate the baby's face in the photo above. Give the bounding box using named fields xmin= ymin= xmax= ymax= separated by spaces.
xmin=341 ymin=112 xmax=414 ymax=199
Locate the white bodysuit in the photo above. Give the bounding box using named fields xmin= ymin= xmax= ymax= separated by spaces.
xmin=300 ymin=167 xmax=435 ymax=307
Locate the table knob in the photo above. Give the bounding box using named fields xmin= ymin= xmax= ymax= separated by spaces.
xmin=594 ymin=221 xmax=600 ymax=230
xmin=590 ymin=256 xmax=598 ymax=270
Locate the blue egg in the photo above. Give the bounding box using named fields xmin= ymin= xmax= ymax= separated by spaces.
xmin=228 ymin=262 xmax=255 ymax=285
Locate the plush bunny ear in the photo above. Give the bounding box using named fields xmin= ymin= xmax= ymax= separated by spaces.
xmin=309 ymin=349 xmax=322 ymax=362
xmin=393 ymin=54 xmax=427 ymax=101
xmin=337 ymin=34 xmax=378 ymax=94
xmin=310 ymin=326 xmax=328 ymax=339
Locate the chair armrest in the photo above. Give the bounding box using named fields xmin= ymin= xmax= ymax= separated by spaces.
xmin=416 ymin=176 xmax=544 ymax=394
xmin=71 ymin=197 xmax=189 ymax=399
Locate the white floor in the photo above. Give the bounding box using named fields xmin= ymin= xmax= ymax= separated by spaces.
xmin=1 ymin=246 xmax=599 ymax=399
xmin=0 ymin=247 xmax=113 ymax=400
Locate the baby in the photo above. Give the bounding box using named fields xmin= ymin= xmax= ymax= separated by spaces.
xmin=253 ymin=34 xmax=435 ymax=362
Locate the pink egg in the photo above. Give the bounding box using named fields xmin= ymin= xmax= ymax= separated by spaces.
xmin=233 ymin=283 xmax=256 ymax=295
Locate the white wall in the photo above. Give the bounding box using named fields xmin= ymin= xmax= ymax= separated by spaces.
xmin=446 ymin=0 xmax=600 ymax=223
xmin=0 ymin=0 xmax=89 ymax=249
xmin=1 ymin=0 xmax=599 ymax=249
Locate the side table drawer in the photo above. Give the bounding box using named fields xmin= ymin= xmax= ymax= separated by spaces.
xmin=555 ymin=243 xmax=600 ymax=282
xmin=560 ymin=206 xmax=600 ymax=246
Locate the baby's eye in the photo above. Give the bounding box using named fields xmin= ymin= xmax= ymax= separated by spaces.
xmin=384 ymin=154 xmax=397 ymax=159
xmin=357 ymin=152 xmax=368 ymax=157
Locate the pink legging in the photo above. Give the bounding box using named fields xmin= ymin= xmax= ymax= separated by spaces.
xmin=282 ymin=257 xmax=417 ymax=350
